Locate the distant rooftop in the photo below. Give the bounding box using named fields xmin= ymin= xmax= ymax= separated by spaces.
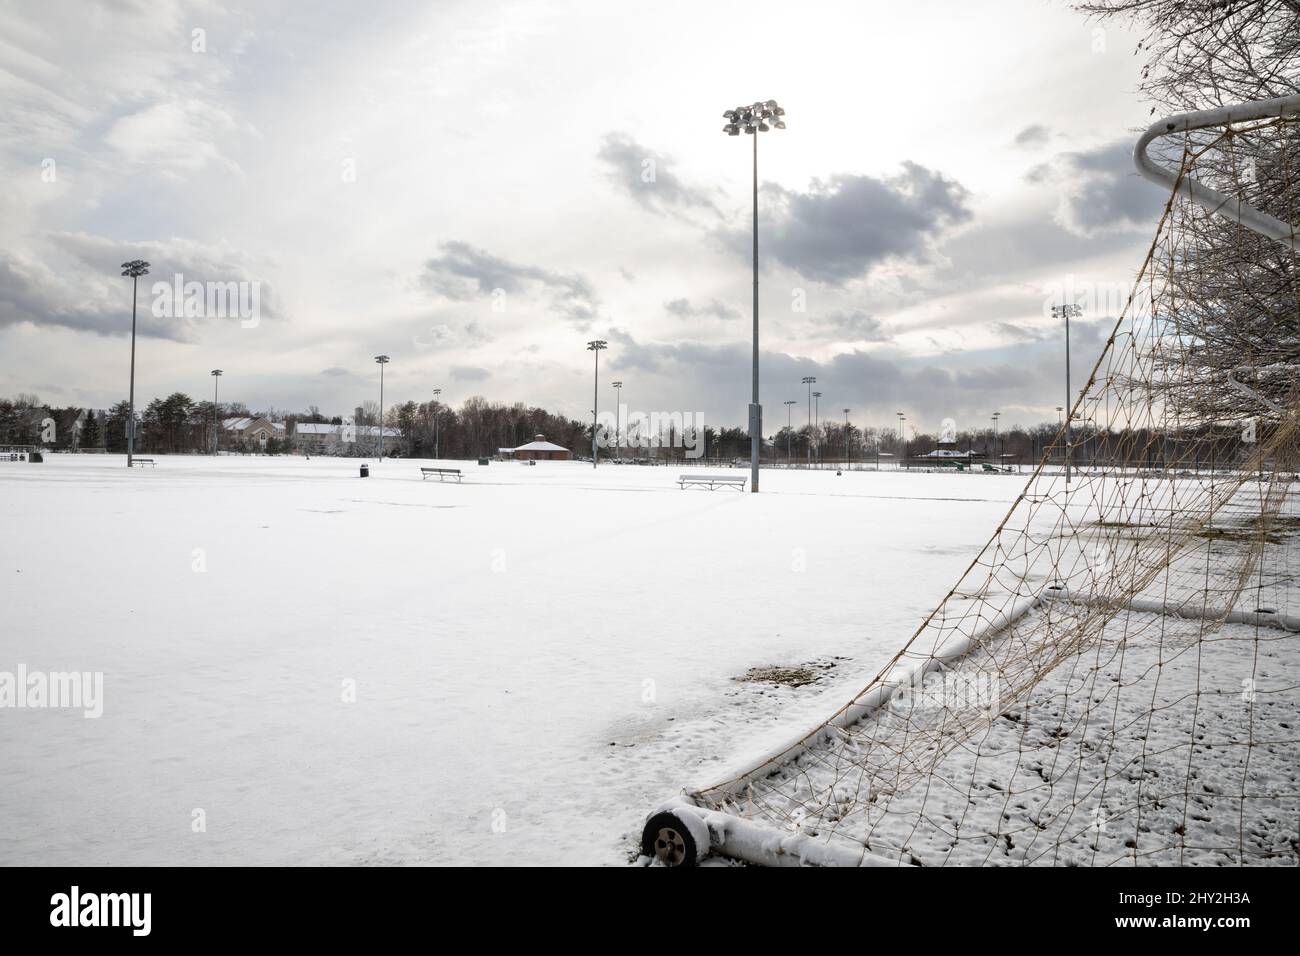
xmin=294 ymin=422 xmax=398 ymax=438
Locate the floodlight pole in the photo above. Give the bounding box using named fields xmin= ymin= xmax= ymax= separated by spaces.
xmin=612 ymin=381 xmax=623 ymax=454
xmin=1052 ymin=304 xmax=1080 ymax=484
xmin=120 ymin=260 xmax=150 ymax=467
xmin=374 ymin=355 xmax=390 ymax=461
xmin=1065 ymin=310 xmax=1071 ymax=483
xmin=784 ymin=400 xmax=796 ymax=463
xmin=812 ymin=391 xmax=821 ymax=467
xmin=802 ymin=376 xmax=816 ymax=468
xmin=843 ymin=408 xmax=850 ymax=467
xmin=587 ymin=340 xmax=607 ymax=468
xmin=750 ymin=126 xmax=760 ymax=490
xmin=991 ymin=411 xmax=1000 ymax=470
xmin=723 ymin=100 xmax=785 ymax=492
xmin=211 ymin=369 xmax=222 ymax=455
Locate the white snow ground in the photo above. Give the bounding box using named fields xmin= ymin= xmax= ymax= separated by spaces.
xmin=681 ymin=481 xmax=1300 ymax=866
xmin=0 ymin=454 xmax=1021 ymax=866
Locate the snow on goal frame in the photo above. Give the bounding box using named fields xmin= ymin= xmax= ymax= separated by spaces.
xmin=641 ymin=95 xmax=1300 ymax=867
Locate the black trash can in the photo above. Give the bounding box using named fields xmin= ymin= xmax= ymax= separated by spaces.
xmin=478 ymin=457 xmax=489 ymax=466
xmin=360 ymin=464 xmax=369 ymax=478
xmin=30 ymin=451 xmax=43 ymax=463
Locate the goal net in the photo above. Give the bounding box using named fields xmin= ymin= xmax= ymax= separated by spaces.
xmin=673 ymin=98 xmax=1300 ymax=866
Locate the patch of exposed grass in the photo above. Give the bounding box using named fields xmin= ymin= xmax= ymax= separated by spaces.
xmin=735 ymin=658 xmax=852 ymax=688
xmin=736 ymin=665 xmax=819 ymax=687
xmin=1197 ymin=526 xmax=1284 ymax=545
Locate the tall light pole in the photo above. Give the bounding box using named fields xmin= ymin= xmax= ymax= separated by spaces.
xmin=1052 ymin=303 xmax=1082 ymax=484
xmin=374 ymin=355 xmax=390 ymax=461
xmin=801 ymin=376 xmax=816 ymax=468
xmin=991 ymin=411 xmax=1000 ymax=469
xmin=611 ymin=380 xmax=623 ymax=455
xmin=812 ymin=391 xmax=822 ymax=467
xmin=433 ymin=387 xmax=442 ymax=459
xmin=783 ymin=400 xmax=796 ymax=463
xmin=723 ymin=99 xmax=786 ymax=492
xmin=210 ymin=369 xmax=223 ymax=455
xmin=897 ymin=411 xmax=906 ymax=468
xmin=120 ymin=259 xmax=150 ymax=467
xmin=587 ymin=339 xmax=607 ymax=468
xmin=843 ymin=408 xmax=851 ymax=467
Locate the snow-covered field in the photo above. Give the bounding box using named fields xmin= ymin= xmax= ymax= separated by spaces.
xmin=1 ymin=453 xmax=1024 ymax=866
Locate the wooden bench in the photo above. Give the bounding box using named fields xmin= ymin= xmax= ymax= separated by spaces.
xmin=132 ymin=458 xmax=156 ymax=468
xmin=419 ymin=467 xmax=462 ymax=483
xmin=678 ymin=473 xmax=747 ymax=491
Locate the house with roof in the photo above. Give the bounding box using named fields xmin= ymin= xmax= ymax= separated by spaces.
xmin=500 ymin=434 xmax=571 ymax=461
xmin=222 ymin=416 xmax=285 ymax=449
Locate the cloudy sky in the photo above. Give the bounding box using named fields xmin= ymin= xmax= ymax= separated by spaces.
xmin=0 ymin=0 xmax=1166 ymax=433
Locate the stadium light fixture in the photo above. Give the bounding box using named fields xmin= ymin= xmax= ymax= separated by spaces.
xmin=802 ymin=376 xmax=816 ymax=467
xmin=120 ymin=259 xmax=150 ymax=467
xmin=843 ymin=408 xmax=851 ymax=466
xmin=587 ymin=340 xmax=607 ymax=468
xmin=1052 ymin=303 xmax=1083 ymax=484
xmin=723 ymin=98 xmax=786 ymax=492
xmin=210 ymin=369 xmax=223 ymax=455
xmin=374 ymin=355 xmax=390 ymax=461
xmin=611 ymin=381 xmax=623 ymax=453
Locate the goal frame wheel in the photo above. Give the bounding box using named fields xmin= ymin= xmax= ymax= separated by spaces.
xmin=641 ymin=809 xmax=709 ymax=867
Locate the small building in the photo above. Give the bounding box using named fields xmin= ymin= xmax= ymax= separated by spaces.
xmin=505 ymin=434 xmax=571 ymax=461
xmin=291 ymin=422 xmax=401 ymax=456
xmin=222 ymin=416 xmax=284 ymax=450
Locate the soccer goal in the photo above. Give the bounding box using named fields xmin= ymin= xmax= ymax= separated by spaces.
xmin=641 ymin=95 xmax=1300 ymax=867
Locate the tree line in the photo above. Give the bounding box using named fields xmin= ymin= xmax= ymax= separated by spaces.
xmin=0 ymin=390 xmax=1264 ymax=467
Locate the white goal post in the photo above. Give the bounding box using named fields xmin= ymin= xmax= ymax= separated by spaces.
xmin=1134 ymin=93 xmax=1300 ymax=250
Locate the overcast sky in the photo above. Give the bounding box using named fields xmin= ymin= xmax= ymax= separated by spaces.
xmin=0 ymin=0 xmax=1165 ymax=433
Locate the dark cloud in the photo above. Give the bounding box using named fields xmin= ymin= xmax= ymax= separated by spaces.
xmin=420 ymin=241 xmax=599 ymax=329
xmin=1042 ymin=140 xmax=1166 ymax=237
xmin=0 ymin=233 xmax=275 ymax=341
xmin=811 ymin=309 xmax=892 ymax=342
xmin=450 ymin=365 xmax=490 ymax=381
xmin=1013 ymin=124 xmax=1051 ymax=149
xmin=664 ymin=297 xmax=740 ymax=321
xmin=596 ymin=132 xmax=721 ymax=218
xmin=411 ymin=317 xmax=493 ymax=350
xmin=601 ymin=326 xmax=1104 ymax=431
xmin=992 ymin=321 xmax=1052 ymax=343
xmin=719 ymin=163 xmax=972 ymax=285
xmin=320 ymin=366 xmax=352 ymax=377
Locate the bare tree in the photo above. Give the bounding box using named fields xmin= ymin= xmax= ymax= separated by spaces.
xmin=1080 ymin=1 xmax=1299 ymax=424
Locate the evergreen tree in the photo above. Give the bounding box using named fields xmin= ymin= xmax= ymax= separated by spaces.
xmin=82 ymin=409 xmax=100 ymax=450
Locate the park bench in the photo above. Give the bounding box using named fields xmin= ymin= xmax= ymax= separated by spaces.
xmin=132 ymin=458 xmax=156 ymax=468
xmin=419 ymin=467 xmax=462 ymax=483
xmin=678 ymin=474 xmax=747 ymax=491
